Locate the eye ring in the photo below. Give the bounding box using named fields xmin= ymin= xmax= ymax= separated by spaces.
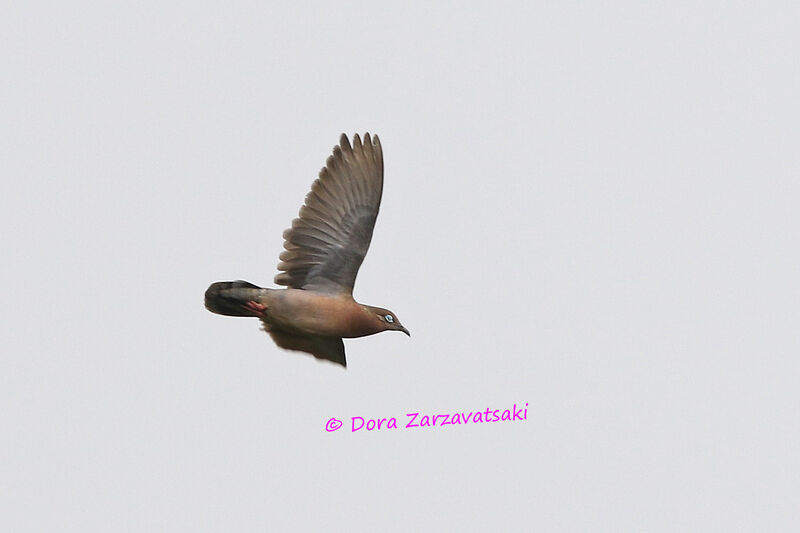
xmin=384 ymin=314 xmax=394 ymax=323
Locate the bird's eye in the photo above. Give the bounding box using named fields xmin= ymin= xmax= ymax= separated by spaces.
xmin=384 ymin=314 xmax=394 ymax=323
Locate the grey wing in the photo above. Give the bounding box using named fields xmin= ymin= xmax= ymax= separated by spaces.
xmin=275 ymin=133 xmax=384 ymax=295
xmin=268 ymin=331 xmax=346 ymax=367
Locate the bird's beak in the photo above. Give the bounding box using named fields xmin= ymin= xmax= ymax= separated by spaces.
xmin=399 ymin=326 xmax=410 ymax=337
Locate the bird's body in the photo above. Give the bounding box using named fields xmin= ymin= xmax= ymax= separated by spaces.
xmin=204 ymin=133 xmax=408 ymax=367
xmin=207 ymin=284 xmax=389 ymax=338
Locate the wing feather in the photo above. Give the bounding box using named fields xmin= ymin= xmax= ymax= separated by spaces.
xmin=275 ymin=133 xmax=384 ymax=295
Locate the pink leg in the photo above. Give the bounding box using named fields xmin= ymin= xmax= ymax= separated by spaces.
xmin=243 ymin=301 xmax=267 ymax=316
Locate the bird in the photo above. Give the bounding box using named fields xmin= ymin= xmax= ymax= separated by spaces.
xmin=204 ymin=133 xmax=409 ymax=367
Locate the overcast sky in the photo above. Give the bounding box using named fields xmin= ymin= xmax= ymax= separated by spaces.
xmin=3 ymin=2 xmax=799 ymax=531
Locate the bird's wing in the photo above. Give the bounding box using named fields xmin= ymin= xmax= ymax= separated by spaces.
xmin=275 ymin=133 xmax=383 ymax=295
xmin=268 ymin=331 xmax=346 ymax=367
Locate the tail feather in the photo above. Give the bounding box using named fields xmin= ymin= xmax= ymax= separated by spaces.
xmin=205 ymin=280 xmax=266 ymax=317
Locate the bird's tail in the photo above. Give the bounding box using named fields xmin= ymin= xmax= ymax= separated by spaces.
xmin=204 ymin=280 xmax=266 ymax=317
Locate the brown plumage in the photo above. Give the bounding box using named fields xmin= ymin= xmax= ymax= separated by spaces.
xmin=204 ymin=133 xmax=408 ymax=367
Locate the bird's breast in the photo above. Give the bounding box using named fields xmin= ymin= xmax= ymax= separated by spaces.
xmin=261 ymin=289 xmax=382 ymax=338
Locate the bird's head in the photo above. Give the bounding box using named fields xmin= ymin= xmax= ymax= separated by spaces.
xmin=365 ymin=306 xmax=410 ymax=336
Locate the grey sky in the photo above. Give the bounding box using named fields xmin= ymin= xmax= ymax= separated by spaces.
xmin=2 ymin=2 xmax=799 ymax=531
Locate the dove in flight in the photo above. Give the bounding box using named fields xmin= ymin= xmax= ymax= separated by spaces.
xmin=205 ymin=133 xmax=408 ymax=367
